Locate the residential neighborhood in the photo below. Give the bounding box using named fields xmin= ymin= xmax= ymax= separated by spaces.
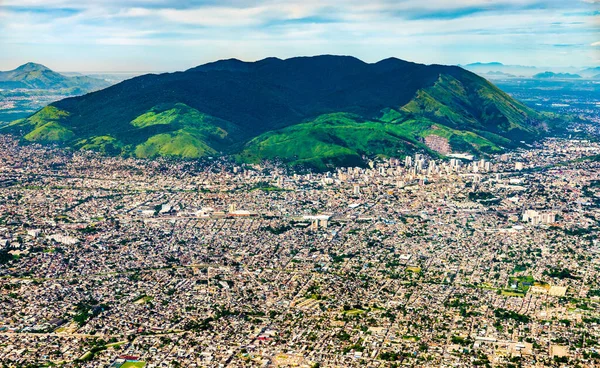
xmin=1 ymin=135 xmax=600 ymax=367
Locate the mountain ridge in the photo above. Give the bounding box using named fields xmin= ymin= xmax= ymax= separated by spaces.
xmin=534 ymin=71 xmax=581 ymax=79
xmin=14 ymin=62 xmax=52 ymax=72
xmin=2 ymin=55 xmax=556 ymax=170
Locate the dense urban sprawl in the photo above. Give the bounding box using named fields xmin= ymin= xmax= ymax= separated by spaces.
xmin=1 ymin=135 xmax=600 ymax=367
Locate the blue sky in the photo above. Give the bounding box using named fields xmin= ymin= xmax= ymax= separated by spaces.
xmin=0 ymin=0 xmax=598 ymax=72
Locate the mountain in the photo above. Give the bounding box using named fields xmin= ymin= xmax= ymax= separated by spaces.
xmin=464 ymin=62 xmax=595 ymax=79
xmin=0 ymin=62 xmax=110 ymax=92
xmin=2 ymin=55 xmax=553 ymax=170
xmin=465 ymin=62 xmax=505 ymax=68
xmin=533 ymin=71 xmax=581 ymax=79
xmin=580 ymin=67 xmax=600 ymax=78
xmin=463 ymin=62 xmax=540 ymax=77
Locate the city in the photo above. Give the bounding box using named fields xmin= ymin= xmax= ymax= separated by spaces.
xmin=1 ymin=135 xmax=600 ymax=367
xmin=1 ymin=0 xmax=599 ymax=367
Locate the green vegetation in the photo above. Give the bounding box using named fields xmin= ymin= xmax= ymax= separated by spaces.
xmin=120 ymin=362 xmax=146 ymax=368
xmin=262 ymin=225 xmax=292 ymax=235
xmin=511 ymin=263 xmax=529 ymax=274
xmin=494 ymin=308 xmax=531 ymax=323
xmin=501 ymin=289 xmax=526 ymax=297
xmin=131 ymin=103 xmax=238 ymax=159
xmin=401 ymin=73 xmax=542 ymax=144
xmin=0 ymin=250 xmax=13 ymax=265
xmin=73 ymin=299 xmax=109 ymax=326
xmin=239 ymin=113 xmax=471 ymax=170
xmin=451 ymin=335 xmax=474 ymax=346
xmin=402 ymin=335 xmax=420 ymax=341
xmin=76 ymin=338 xmax=111 ymax=363
xmin=239 ymin=108 xmax=511 ymax=170
xmin=75 ymin=136 xmax=122 ymax=155
xmin=7 ymin=103 xmax=239 ymax=158
xmin=379 ymin=351 xmax=404 ymax=361
xmin=133 ymin=295 xmax=154 ymax=304
xmin=588 ymin=289 xmax=600 ymax=297
xmin=131 ymin=103 xmax=229 ymax=130
xmin=239 ymin=113 xmax=377 ymax=169
xmin=183 ymin=306 xmax=238 ymax=332
xmin=134 ymin=128 xmax=217 ymax=158
xmin=508 ymin=275 xmax=535 ymax=293
xmin=544 ymin=267 xmax=580 ymax=280
xmin=9 ymin=106 xmax=74 ymax=143
xmin=236 ymin=69 xmax=549 ymax=169
xmin=343 ymin=341 xmax=365 ymax=353
xmin=3 ymin=56 xmax=554 ymax=168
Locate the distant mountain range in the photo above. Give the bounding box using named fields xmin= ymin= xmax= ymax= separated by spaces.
xmin=463 ymin=62 xmax=597 ymax=79
xmin=533 ymin=72 xmax=581 ymax=79
xmin=0 ymin=62 xmax=110 ymax=92
xmin=2 ymin=56 xmax=558 ymax=170
xmin=581 ymin=67 xmax=600 ymax=78
xmin=462 ymin=62 xmax=538 ymax=78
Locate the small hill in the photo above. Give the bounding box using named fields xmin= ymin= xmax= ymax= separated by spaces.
xmin=2 ymin=56 xmax=555 ymax=170
xmin=533 ymin=72 xmax=581 ymax=80
xmin=0 ymin=62 xmax=110 ymax=91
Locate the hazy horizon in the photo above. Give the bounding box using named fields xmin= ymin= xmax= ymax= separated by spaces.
xmin=2 ymin=56 xmax=598 ymax=75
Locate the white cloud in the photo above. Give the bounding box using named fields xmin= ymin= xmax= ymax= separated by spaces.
xmin=156 ymin=6 xmax=268 ymax=27
xmin=96 ymin=37 xmax=159 ymax=45
xmin=1 ymin=0 xmax=598 ymax=70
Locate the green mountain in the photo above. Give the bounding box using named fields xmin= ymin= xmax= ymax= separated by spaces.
xmin=2 ymin=56 xmax=554 ymax=170
xmin=0 ymin=62 xmax=110 ymax=92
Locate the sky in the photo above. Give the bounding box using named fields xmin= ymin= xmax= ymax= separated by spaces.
xmin=0 ymin=0 xmax=598 ymax=72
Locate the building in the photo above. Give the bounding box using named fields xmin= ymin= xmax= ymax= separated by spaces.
xmin=522 ymin=210 xmax=556 ymax=225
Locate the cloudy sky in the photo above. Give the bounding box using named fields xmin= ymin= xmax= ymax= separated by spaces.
xmin=0 ymin=0 xmax=598 ymax=72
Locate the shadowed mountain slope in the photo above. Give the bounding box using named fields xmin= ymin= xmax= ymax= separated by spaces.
xmin=3 ymin=55 xmax=554 ymax=169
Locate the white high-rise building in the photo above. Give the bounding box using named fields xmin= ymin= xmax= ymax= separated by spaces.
xmin=416 ymin=160 xmax=423 ymax=171
xmin=522 ymin=210 xmax=557 ymax=225
xmin=450 ymin=158 xmax=460 ymax=170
